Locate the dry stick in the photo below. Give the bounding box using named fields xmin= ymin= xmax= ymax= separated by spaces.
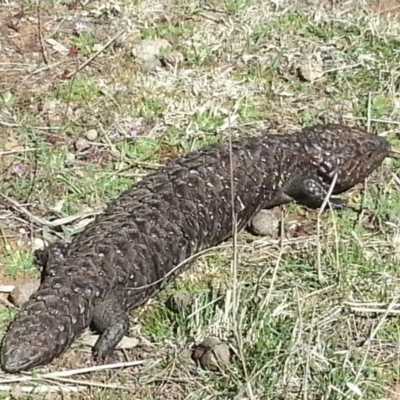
xmin=352 ymin=297 xmax=400 ymax=397
xmin=367 ymin=91 xmax=372 ymax=133
xmin=226 ymin=113 xmax=254 ymax=400
xmin=62 ymin=68 xmax=79 ymax=123
xmin=0 ymin=286 xmax=15 ymax=293
xmin=345 ymin=301 xmax=400 ymax=308
xmin=0 ymin=192 xmax=102 ymax=228
xmin=247 ymin=214 xmax=286 ymax=383
xmin=0 ymin=148 xmax=37 ymax=155
xmin=65 ymin=31 xmax=125 ymax=80
xmin=62 ymin=30 xmax=124 ymax=121
xmin=343 ymin=115 xmax=400 ymax=126
xmin=36 ymin=0 xmax=48 ymax=65
xmin=345 ymin=298 xmax=400 ymax=315
xmin=302 ymin=289 xmax=313 ymax=400
xmin=322 ymin=62 xmax=363 ymax=75
xmin=0 ymin=121 xmax=21 ymax=128
xmin=23 ymin=61 xmax=68 ymax=77
xmin=348 ymin=307 xmax=400 ymax=315
xmin=378 ymin=3 xmax=400 ymax=14
xmin=0 ymin=384 xmax=82 ymax=394
xmin=0 ymin=334 xmax=156 ymax=389
xmin=316 ymin=173 xmax=339 ymax=283
xmin=261 ymin=212 xmax=285 ymax=309
xmin=186 ymin=295 xmax=225 ymax=319
xmin=358 ymin=93 xmax=373 ymax=226
xmin=0 ymin=359 xmax=152 ymax=385
xmin=40 ymin=375 xmax=131 ymax=390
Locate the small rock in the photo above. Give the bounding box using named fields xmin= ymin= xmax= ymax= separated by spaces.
xmin=248 ymin=209 xmax=279 ymax=237
xmin=179 ymin=346 xmax=194 ymax=361
xmin=65 ymin=152 xmax=76 ymax=164
xmin=32 ymin=238 xmax=45 ymax=251
xmin=166 ymin=292 xmax=192 ymax=313
xmin=85 ymin=129 xmax=98 ymax=141
xmin=130 ymin=38 xmax=171 ymax=61
xmin=92 ymin=43 xmax=103 ymax=52
xmin=297 ymin=58 xmax=324 ymax=82
xmin=192 ymin=337 xmax=230 ymax=372
xmin=52 ymin=200 xmax=65 ymax=213
xmin=9 ymin=278 xmax=41 ymax=307
xmin=143 ymin=57 xmax=162 ymax=72
xmin=80 ymin=334 xmax=139 ymax=350
xmin=163 ymin=50 xmax=185 ymax=68
xmin=130 ymin=38 xmax=172 ymax=71
xmin=74 ymin=137 xmax=90 ymax=152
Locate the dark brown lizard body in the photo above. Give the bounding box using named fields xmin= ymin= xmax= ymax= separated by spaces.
xmin=0 ymin=124 xmax=390 ymax=373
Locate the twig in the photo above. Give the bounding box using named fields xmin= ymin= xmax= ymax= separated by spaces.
xmin=0 ymin=384 xmax=82 ymax=393
xmin=364 ymin=298 xmax=400 ymax=346
xmin=349 ymin=307 xmax=400 ymax=314
xmin=345 ymin=301 xmax=400 ymax=308
xmin=0 ymin=359 xmax=155 ymax=383
xmin=65 ymin=31 xmax=125 ymax=80
xmin=378 ymin=4 xmax=400 ymax=15
xmin=261 ymin=213 xmax=285 ymax=308
xmin=0 ymin=121 xmax=20 ymax=127
xmin=36 ymin=0 xmax=48 ymax=65
xmin=0 ymin=148 xmax=36 ymax=155
xmin=316 ymin=173 xmax=338 ymax=283
xmin=43 ymin=378 xmax=129 ymax=390
xmin=343 ymin=115 xmax=400 ymax=127
xmin=24 ymin=60 xmax=68 ymax=77
xmin=42 ymin=376 xmax=130 ymax=390
xmin=0 ymin=286 xmax=15 ymax=293
xmin=0 ymin=192 xmax=102 ymax=228
xmin=323 ymin=62 xmax=363 ymax=75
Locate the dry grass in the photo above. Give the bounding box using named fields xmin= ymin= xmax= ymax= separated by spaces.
xmin=1 ymin=0 xmax=400 ymax=399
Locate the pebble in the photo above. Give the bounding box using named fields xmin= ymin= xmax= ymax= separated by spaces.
xmin=163 ymin=50 xmax=185 ymax=68
xmin=85 ymin=129 xmax=98 ymax=141
xmin=65 ymin=152 xmax=76 ymax=164
xmin=130 ymin=38 xmax=171 ymax=61
xmin=80 ymin=335 xmax=139 ymax=350
xmin=32 ymin=238 xmax=45 ymax=251
xmin=248 ymin=209 xmax=279 ymax=237
xmin=130 ymin=38 xmax=172 ymax=71
xmin=92 ymin=44 xmax=103 ymax=52
xmin=74 ymin=137 xmax=90 ymax=152
xmin=297 ymin=58 xmax=324 ymax=82
xmin=192 ymin=337 xmax=230 ymax=371
xmin=166 ymin=292 xmax=192 ymax=313
xmin=143 ymin=57 xmax=162 ymax=71
xmin=9 ymin=278 xmax=41 ymax=307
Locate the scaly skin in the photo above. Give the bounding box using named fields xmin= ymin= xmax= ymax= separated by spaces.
xmin=0 ymin=124 xmax=390 ymax=373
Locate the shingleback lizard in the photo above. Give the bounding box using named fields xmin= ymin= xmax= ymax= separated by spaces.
xmin=0 ymin=124 xmax=390 ymax=373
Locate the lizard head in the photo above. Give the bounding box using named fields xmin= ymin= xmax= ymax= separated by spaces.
xmin=302 ymin=124 xmax=390 ymax=194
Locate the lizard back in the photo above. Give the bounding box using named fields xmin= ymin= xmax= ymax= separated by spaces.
xmin=0 ymin=124 xmax=389 ymax=373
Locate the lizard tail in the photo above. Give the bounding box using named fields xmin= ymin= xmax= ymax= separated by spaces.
xmin=1 ymin=277 xmax=97 ymax=373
